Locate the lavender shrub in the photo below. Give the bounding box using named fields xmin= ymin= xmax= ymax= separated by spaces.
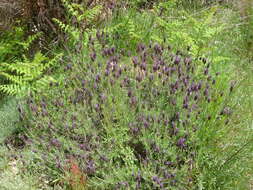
xmin=17 ymin=33 xmax=232 ymax=189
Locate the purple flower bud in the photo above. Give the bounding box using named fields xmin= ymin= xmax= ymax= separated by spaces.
xmin=51 ymin=139 xmax=61 ymax=148
xmin=66 ymin=64 xmax=72 ymax=70
xmin=220 ymin=107 xmax=232 ymax=115
xmin=143 ymin=120 xmax=149 ymax=129
xmin=137 ymin=43 xmax=145 ymax=53
xmin=86 ymin=160 xmax=96 ymax=175
xmin=153 ymin=64 xmax=159 ymax=72
xmin=81 ymin=80 xmax=86 ymax=87
xmin=174 ymin=55 xmax=181 ymax=65
xmin=140 ymin=62 xmax=146 ymax=70
xmin=197 ymin=81 xmax=202 ymax=90
xmin=90 ymin=52 xmax=96 ymax=61
xmin=183 ymin=103 xmax=189 ymax=109
xmin=184 ymin=57 xmax=192 ymax=65
xmin=95 ymin=74 xmax=101 ymax=82
xmin=93 ymin=83 xmax=98 ymax=90
xmin=108 ymin=2 xmax=115 ymax=9
xmin=204 ymin=88 xmax=209 ymax=97
xmin=152 ymin=176 xmax=159 ymax=182
xmin=154 ymin=43 xmax=162 ymax=54
xmin=177 ymin=137 xmax=186 ymax=148
xmin=127 ymin=90 xmax=132 ymax=97
xmin=164 ymin=161 xmax=173 ymax=167
xmin=204 ymin=68 xmax=209 ymax=75
xmin=105 ymin=69 xmax=110 ymax=76
xmin=96 ymin=30 xmax=101 ymax=40
xmin=132 ymin=56 xmax=138 ymax=67
xmin=94 ymin=104 xmax=100 ymax=112
xmin=41 ymin=108 xmax=48 ymax=117
xmin=130 ymin=96 xmax=137 ymax=106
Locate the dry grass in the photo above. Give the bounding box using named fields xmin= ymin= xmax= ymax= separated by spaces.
xmin=0 ymin=0 xmax=23 ymax=30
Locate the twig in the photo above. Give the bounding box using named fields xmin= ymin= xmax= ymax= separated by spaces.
xmin=220 ymin=138 xmax=253 ymax=169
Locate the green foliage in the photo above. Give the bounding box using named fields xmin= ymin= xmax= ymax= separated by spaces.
xmin=0 ymin=52 xmax=62 ymax=96
xmin=0 ymin=27 xmax=62 ymax=96
xmin=239 ymin=2 xmax=253 ymax=58
xmin=0 ymin=97 xmax=19 ymax=143
xmin=154 ymin=3 xmax=225 ymax=57
xmin=53 ymin=0 xmax=103 ymax=48
xmin=0 ymin=27 xmax=27 ymax=63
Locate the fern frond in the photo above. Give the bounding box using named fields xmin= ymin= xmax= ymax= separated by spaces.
xmin=34 ymin=76 xmax=56 ymax=90
xmin=44 ymin=53 xmax=63 ymax=69
xmin=0 ymin=84 xmax=22 ymax=95
xmin=126 ymin=18 xmax=140 ymax=40
xmin=77 ymin=5 xmax=102 ymax=23
xmin=15 ymin=32 xmax=42 ymax=50
xmin=0 ymin=72 xmax=26 ymax=84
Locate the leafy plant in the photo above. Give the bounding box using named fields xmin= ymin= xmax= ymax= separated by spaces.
xmin=53 ymin=0 xmax=103 ymax=49
xmin=154 ymin=3 xmax=225 ymax=57
xmin=0 ymin=27 xmax=62 ymax=96
xmin=0 ymin=52 xmax=62 ymax=96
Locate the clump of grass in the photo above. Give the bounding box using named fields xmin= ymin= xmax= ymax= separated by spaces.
xmin=0 ymin=169 xmax=39 ymax=190
xmin=0 ymin=97 xmax=19 ymax=143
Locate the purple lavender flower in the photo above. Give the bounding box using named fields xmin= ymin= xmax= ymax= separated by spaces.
xmin=130 ymin=96 xmax=137 ymax=106
xmin=177 ymin=137 xmax=186 ymax=148
xmin=86 ymin=160 xmax=96 ymax=175
xmin=174 ymin=55 xmax=181 ymax=65
xmin=140 ymin=62 xmax=147 ymax=71
xmin=137 ymin=43 xmax=146 ymax=53
xmin=51 ymin=139 xmax=61 ymax=148
xmin=95 ymin=74 xmax=101 ymax=83
xmin=204 ymin=68 xmax=209 ymax=75
xmin=154 ymin=43 xmax=162 ymax=54
xmin=184 ymin=57 xmax=192 ymax=65
xmin=90 ymin=52 xmax=97 ymax=61
xmin=66 ymin=63 xmax=72 ymax=70
xmin=132 ymin=56 xmax=138 ymax=67
xmin=204 ymin=87 xmax=209 ymax=97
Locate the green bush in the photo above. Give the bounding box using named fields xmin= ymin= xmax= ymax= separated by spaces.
xmin=16 ymin=3 xmax=239 ymax=188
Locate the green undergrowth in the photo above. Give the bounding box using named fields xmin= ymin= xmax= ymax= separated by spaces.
xmin=0 ymin=97 xmax=19 ymax=143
